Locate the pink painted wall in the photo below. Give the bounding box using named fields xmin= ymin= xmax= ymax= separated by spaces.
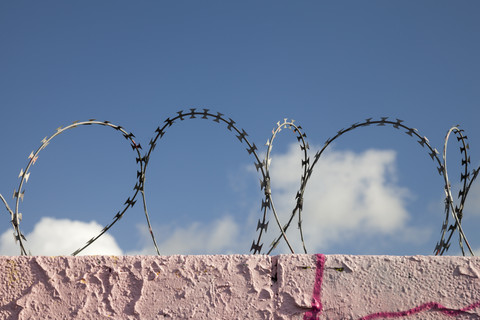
xmin=1 ymin=255 xmax=480 ymax=319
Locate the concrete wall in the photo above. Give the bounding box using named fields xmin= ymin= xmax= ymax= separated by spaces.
xmin=1 ymin=255 xmax=480 ymax=319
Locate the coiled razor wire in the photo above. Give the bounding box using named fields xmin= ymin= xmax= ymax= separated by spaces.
xmin=1 ymin=120 xmax=146 ymax=256
xmin=0 ymin=110 xmax=478 ymax=256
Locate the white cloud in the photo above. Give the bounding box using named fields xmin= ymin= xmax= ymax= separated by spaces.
xmin=128 ymin=215 xmax=244 ymax=255
xmin=264 ymin=143 xmax=424 ymax=253
xmin=0 ymin=217 xmax=123 ymax=256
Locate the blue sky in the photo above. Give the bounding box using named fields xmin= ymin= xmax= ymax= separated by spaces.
xmin=1 ymin=1 xmax=479 ymax=256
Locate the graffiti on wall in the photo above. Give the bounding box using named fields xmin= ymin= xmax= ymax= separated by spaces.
xmin=304 ymin=254 xmax=480 ymax=319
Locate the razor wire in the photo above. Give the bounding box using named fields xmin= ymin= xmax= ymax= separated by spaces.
xmin=1 ymin=111 xmax=478 ymax=256
xmin=4 ymin=120 xmax=146 ymax=256
xmin=140 ymin=109 xmax=270 ymax=255
xmin=261 ymin=117 xmax=477 ymax=256
xmin=262 ymin=119 xmax=310 ymax=255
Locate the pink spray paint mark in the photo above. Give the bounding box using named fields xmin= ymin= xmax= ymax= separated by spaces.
xmin=302 ymin=254 xmax=479 ymax=320
xmin=359 ymin=299 xmax=480 ymax=319
xmin=304 ymin=254 xmax=325 ymax=320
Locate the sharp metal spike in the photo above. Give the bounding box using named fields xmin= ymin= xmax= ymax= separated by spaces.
xmin=259 ymin=178 xmax=266 ymax=190
xmin=124 ymin=198 xmax=137 ymax=207
xmin=250 ymin=241 xmax=263 ymax=253
xmin=405 ymin=128 xmax=417 ymax=136
xmin=255 ymin=160 xmax=264 ymax=171
xmin=377 ymin=117 xmax=388 ymax=126
xmin=213 ymin=112 xmax=224 ymax=123
xmin=136 ymin=156 xmax=147 ymax=163
xmin=246 ymin=144 xmax=257 ymax=155
xmin=13 ymin=189 xmax=25 ymax=201
xmin=257 ymin=220 xmax=269 ymax=232
xmin=123 ymin=132 xmax=135 ymax=139
xmin=437 ymin=166 xmax=444 ymax=175
xmin=202 ymin=109 xmax=209 ymax=119
xmin=155 ymin=127 xmax=165 ymax=138
xmin=164 ymin=118 xmax=174 ymax=127
xmin=131 ymin=142 xmax=142 ymax=150
xmin=393 ymin=119 xmax=404 ymax=129
xmin=302 ymin=158 xmax=310 ymax=167
xmin=227 ymin=118 xmax=235 ymax=131
xmin=418 ymin=137 xmax=428 ymax=147
xmin=261 ymin=199 xmax=271 ymax=210
xmin=177 ymin=110 xmax=185 ymax=120
xmin=236 ymin=129 xmax=248 ymax=142
xmin=462 ymin=156 xmax=471 ymax=166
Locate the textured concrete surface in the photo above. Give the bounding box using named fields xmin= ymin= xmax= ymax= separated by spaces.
xmin=1 ymin=255 xmax=480 ymax=319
